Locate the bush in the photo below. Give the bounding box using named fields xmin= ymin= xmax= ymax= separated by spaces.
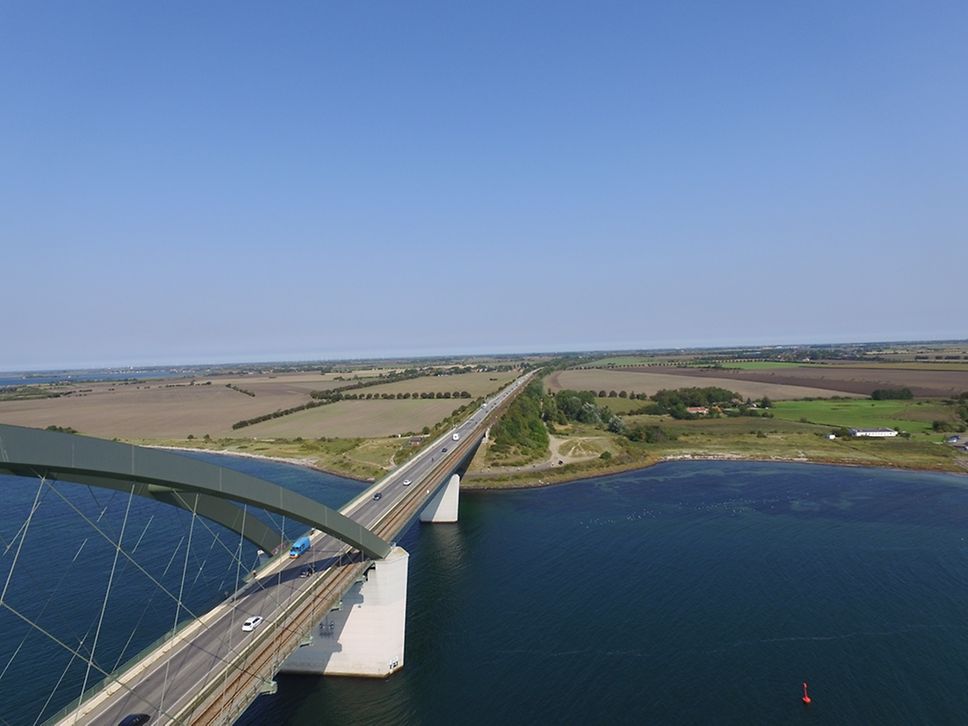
xmin=651 ymin=387 xmax=740 ymax=413
xmin=871 ymin=388 xmax=913 ymax=400
xmin=626 ymin=425 xmax=675 ymax=443
xmin=45 ymin=425 xmax=78 ymax=434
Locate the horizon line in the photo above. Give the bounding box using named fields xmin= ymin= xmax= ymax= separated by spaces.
xmin=3 ymin=336 xmax=967 ymax=375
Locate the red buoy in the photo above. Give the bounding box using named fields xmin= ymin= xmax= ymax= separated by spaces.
xmin=801 ymin=681 xmax=812 ymax=705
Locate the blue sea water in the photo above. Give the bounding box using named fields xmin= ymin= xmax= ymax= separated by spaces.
xmin=0 ymin=369 xmax=190 ymax=388
xmin=2 ymin=459 xmax=968 ymax=724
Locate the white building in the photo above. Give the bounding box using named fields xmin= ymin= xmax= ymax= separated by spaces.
xmin=849 ymin=428 xmax=898 ymax=438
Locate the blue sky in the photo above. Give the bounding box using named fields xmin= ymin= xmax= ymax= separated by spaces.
xmin=2 ymin=1 xmax=965 ymax=370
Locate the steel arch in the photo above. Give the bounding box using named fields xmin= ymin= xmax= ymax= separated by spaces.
xmin=0 ymin=424 xmax=391 ymax=559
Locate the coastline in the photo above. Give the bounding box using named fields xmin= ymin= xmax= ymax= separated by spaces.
xmin=462 ymin=451 xmax=968 ymax=490
xmin=143 ymin=444 xmax=373 ymax=483
xmin=144 ymin=443 xmax=968 ymax=492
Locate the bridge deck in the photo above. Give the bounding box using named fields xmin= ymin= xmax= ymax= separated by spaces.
xmin=53 ymin=372 xmax=532 ymax=725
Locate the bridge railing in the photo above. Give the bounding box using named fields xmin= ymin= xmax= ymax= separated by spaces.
xmin=48 ymin=372 xmax=533 ymax=724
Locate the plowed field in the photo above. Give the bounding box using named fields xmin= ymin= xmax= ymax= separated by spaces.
xmin=630 ymin=366 xmax=968 ymax=397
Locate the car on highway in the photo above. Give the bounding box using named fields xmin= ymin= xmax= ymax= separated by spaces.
xmin=403 ymin=479 xmax=412 ymax=486
xmin=241 ymin=616 xmax=264 ymax=632
xmin=299 ymin=566 xmax=315 ymax=578
xmin=373 ymin=492 xmax=382 ymax=501
xmin=118 ymin=716 xmax=151 ymax=726
xmin=442 ymin=447 xmax=448 ymax=453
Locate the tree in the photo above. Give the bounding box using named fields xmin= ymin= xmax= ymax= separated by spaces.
xmin=607 ymin=416 xmax=626 ymax=433
xmin=871 ymin=388 xmax=913 ymax=400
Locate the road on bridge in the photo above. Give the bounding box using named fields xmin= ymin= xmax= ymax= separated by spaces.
xmin=59 ymin=372 xmax=532 ymax=726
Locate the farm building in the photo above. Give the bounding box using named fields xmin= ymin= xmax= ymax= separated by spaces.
xmin=849 ymin=428 xmax=898 ymax=438
xmin=686 ymin=406 xmax=710 ymax=416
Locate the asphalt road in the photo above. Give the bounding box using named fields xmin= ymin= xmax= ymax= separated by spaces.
xmin=62 ymin=373 xmax=532 ymax=726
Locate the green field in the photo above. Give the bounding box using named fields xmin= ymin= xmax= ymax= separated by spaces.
xmin=594 ymin=396 xmax=645 ymax=414
xmin=771 ymin=399 xmax=955 ymax=435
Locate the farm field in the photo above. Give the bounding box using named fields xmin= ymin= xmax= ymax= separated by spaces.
xmin=0 ymin=379 xmax=313 ymax=438
xmin=621 ymin=413 xmax=822 ymax=436
xmin=813 ymin=361 xmax=968 ymax=371
xmin=584 ymin=356 xmax=658 ymax=366
xmin=632 ymin=365 xmax=968 ymax=397
xmin=771 ymin=399 xmax=956 ymax=435
xmin=213 ymin=372 xmax=353 ymax=398
xmin=546 ymin=369 xmax=858 ymax=401
xmin=343 ymin=370 xmax=518 ymax=397
xmin=714 ymin=361 xmax=808 ymax=370
xmin=0 ymin=368 xmax=517 ymax=440
xmin=235 ymin=398 xmax=469 ymax=438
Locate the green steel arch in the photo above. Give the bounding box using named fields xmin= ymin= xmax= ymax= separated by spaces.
xmin=0 ymin=424 xmax=391 ymax=559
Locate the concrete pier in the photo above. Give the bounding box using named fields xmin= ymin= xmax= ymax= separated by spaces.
xmin=420 ymin=474 xmax=460 ymax=523
xmin=281 ymin=546 xmax=409 ymax=677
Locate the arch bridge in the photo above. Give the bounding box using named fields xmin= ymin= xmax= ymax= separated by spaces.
xmin=0 ymin=423 xmax=391 ymax=559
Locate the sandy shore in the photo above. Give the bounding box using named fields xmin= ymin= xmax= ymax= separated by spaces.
xmin=144 ymin=444 xmax=372 ymax=483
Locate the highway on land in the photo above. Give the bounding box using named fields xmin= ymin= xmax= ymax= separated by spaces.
xmin=61 ymin=373 xmax=532 ymax=726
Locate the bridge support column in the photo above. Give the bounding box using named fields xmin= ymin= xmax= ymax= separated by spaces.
xmin=420 ymin=474 xmax=459 ymax=523
xmin=280 ymin=546 xmax=408 ymax=677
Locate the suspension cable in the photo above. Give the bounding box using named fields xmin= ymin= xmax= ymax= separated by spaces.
xmin=76 ymin=483 xmax=135 ymax=719
xmin=111 ymin=534 xmax=183 ymax=673
xmin=42 ymin=481 xmax=208 ymax=623
xmin=0 ymin=599 xmax=181 ymax=723
xmin=0 ymin=477 xmax=46 ymax=603
xmin=1 ymin=537 xmax=88 ymax=686
xmin=160 ymin=492 xmax=199 ymax=715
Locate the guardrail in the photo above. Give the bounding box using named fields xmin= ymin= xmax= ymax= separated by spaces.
xmin=180 ymin=374 xmax=533 ymax=723
xmin=53 ymin=372 xmax=533 ymax=725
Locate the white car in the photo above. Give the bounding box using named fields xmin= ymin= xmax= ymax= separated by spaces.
xmin=241 ymin=616 xmax=264 ymax=632
xmin=403 ymin=479 xmax=412 ymax=486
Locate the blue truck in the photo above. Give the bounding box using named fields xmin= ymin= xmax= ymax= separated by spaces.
xmin=289 ymin=535 xmax=311 ymax=558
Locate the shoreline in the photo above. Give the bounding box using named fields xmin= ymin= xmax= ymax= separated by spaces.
xmin=142 ymin=444 xmax=373 ymax=483
xmin=462 ymin=452 xmax=968 ymax=491
xmin=146 ymin=443 xmax=967 ymax=492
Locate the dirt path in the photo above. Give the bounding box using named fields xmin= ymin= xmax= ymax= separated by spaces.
xmin=473 ymin=434 xmax=611 ymax=477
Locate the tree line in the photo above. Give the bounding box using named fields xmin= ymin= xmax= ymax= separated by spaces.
xmin=338 ymin=391 xmax=472 ymax=400
xmin=489 ymin=380 xmax=549 ymax=458
xmin=870 ymin=388 xmax=913 ymax=400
